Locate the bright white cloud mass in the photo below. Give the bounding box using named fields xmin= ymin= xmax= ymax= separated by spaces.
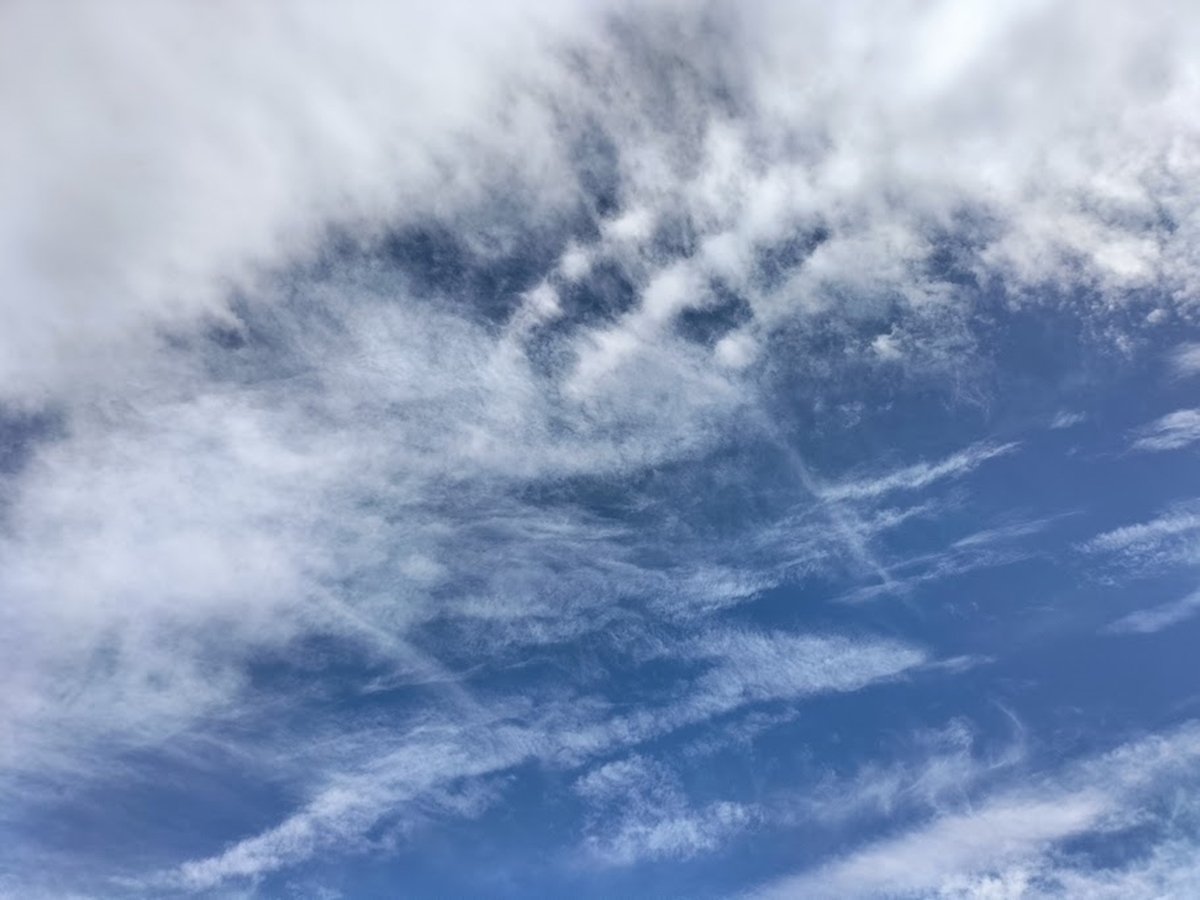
xmin=4 ymin=2 xmax=1200 ymax=898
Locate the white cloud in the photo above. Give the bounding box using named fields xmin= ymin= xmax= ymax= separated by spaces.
xmin=819 ymin=443 xmax=1018 ymax=504
xmin=753 ymin=794 xmax=1108 ymax=900
xmin=585 ymin=801 xmax=754 ymax=867
xmin=913 ymin=838 xmax=1200 ymax=900
xmin=684 ymin=631 xmax=925 ymax=718
xmin=1107 ymin=588 xmax=1200 ymax=634
xmin=796 ymin=718 xmax=1022 ymax=827
xmin=5 ymin=0 xmax=1199 ymax=408
xmin=1049 ymin=411 xmax=1085 ymax=430
xmin=746 ymin=722 xmax=1200 ymax=900
xmin=1026 ymin=838 xmax=1200 ymax=899
xmin=841 ymin=516 xmax=1056 ymax=604
xmin=7 ymin=0 xmax=1200 ymax=893
xmin=1084 ymin=507 xmax=1200 ymax=554
xmin=160 ymin=628 xmax=920 ymax=889
xmin=1131 ymin=408 xmax=1200 ymax=452
xmin=172 ymin=734 xmax=521 ymax=891
xmin=575 ymin=755 xmax=756 ymax=866
xmin=931 ymin=833 xmax=1200 ymax=899
xmin=1080 ymin=502 xmax=1200 ymax=573
xmin=0 ymin=0 xmax=614 ymax=404
xmin=1170 ymin=342 xmax=1200 ymax=378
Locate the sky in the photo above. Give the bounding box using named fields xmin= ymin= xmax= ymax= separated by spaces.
xmin=4 ymin=1 xmax=1200 ymax=898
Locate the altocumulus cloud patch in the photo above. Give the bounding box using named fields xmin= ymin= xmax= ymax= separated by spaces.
xmin=5 ymin=2 xmax=1200 ymax=899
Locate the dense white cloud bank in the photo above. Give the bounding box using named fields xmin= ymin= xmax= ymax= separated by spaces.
xmin=3 ymin=0 xmax=1199 ymax=403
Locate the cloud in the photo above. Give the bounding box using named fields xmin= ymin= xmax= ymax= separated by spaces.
xmin=1084 ymin=507 xmax=1200 ymax=554
xmin=173 ymin=735 xmax=521 ymax=891
xmin=683 ymin=630 xmax=925 ymax=717
xmin=796 ymin=718 xmax=1023 ymax=827
xmin=1049 ymin=411 xmax=1085 ymax=429
xmin=1023 ymin=838 xmax=1200 ymax=900
xmin=818 ymin=443 xmax=1018 ymax=504
xmin=1107 ymin=588 xmax=1200 ymax=634
xmin=6 ymin=0 xmax=1200 ymax=894
xmin=841 ymin=516 xmax=1056 ymax=603
xmin=6 ymin=0 xmax=1200 ymax=409
xmin=1131 ymin=408 xmax=1200 ymax=452
xmin=1080 ymin=502 xmax=1200 ymax=573
xmin=0 ymin=0 xmax=612 ymax=404
xmin=754 ymin=795 xmax=1108 ymax=900
xmin=745 ymin=722 xmax=1200 ymax=900
xmin=160 ymin=628 xmax=921 ymax=889
xmin=1170 ymin=342 xmax=1200 ymax=378
xmin=575 ymin=755 xmax=756 ymax=866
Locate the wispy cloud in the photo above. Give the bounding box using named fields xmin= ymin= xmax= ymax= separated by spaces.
xmin=1131 ymin=408 xmax=1200 ymax=452
xmin=575 ymin=756 xmax=757 ymax=866
xmin=683 ymin=630 xmax=925 ymax=717
xmin=818 ymin=443 xmax=1018 ymax=504
xmin=5 ymin=0 xmax=1200 ymax=895
xmin=840 ymin=516 xmax=1056 ymax=603
xmin=1050 ymin=410 xmax=1086 ymax=429
xmin=161 ymin=628 xmax=922 ymax=889
xmin=795 ymin=718 xmax=1022 ymax=827
xmin=172 ymin=734 xmax=519 ymax=891
xmin=1170 ymin=343 xmax=1200 ymax=379
xmin=753 ymin=795 xmax=1108 ymax=900
xmin=1080 ymin=503 xmax=1200 ymax=573
xmin=745 ymin=722 xmax=1200 ymax=900
xmin=1084 ymin=507 xmax=1200 ymax=554
xmin=1107 ymin=588 xmax=1200 ymax=634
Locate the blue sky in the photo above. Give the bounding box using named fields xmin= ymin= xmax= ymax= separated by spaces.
xmin=5 ymin=2 xmax=1200 ymax=898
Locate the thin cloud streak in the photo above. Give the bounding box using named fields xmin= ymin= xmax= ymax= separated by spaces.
xmin=1170 ymin=342 xmax=1200 ymax=378
xmin=745 ymin=722 xmax=1200 ymax=900
xmin=1131 ymin=408 xmax=1200 ymax=452
xmin=165 ymin=630 xmax=925 ymax=889
xmin=1085 ymin=514 xmax=1200 ymax=553
xmin=1107 ymin=588 xmax=1200 ymax=635
xmin=574 ymin=756 xmax=757 ymax=867
xmin=818 ymin=443 xmax=1019 ymax=504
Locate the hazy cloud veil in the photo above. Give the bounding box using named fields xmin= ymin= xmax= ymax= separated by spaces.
xmin=4 ymin=2 xmax=1200 ymax=898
